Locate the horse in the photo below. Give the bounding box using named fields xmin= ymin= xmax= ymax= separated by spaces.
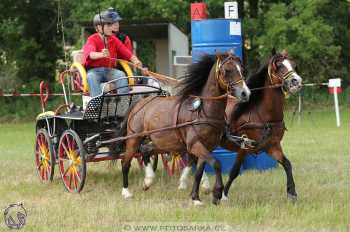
xmin=120 ymin=52 xmax=251 ymax=205
xmin=178 ymin=50 xmax=302 ymax=202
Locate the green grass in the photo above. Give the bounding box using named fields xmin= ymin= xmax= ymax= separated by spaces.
xmin=0 ymin=109 xmax=350 ymax=231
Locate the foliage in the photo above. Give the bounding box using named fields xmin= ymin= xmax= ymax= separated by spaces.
xmin=0 ymin=0 xmax=64 ymax=84
xmin=0 ymin=0 xmax=349 ymax=89
xmin=245 ymin=0 xmax=344 ymax=84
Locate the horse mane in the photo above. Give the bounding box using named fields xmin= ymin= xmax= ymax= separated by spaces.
xmin=176 ymin=55 xmax=216 ymax=101
xmin=231 ymin=63 xmax=268 ymax=120
xmin=232 ymin=53 xmax=286 ymax=120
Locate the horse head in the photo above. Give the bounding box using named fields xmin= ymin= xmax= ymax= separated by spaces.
xmin=216 ymin=51 xmax=251 ymax=102
xmin=268 ymin=49 xmax=302 ymax=94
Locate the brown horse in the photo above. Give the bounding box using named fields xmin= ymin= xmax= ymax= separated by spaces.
xmin=121 ymin=52 xmax=250 ymax=205
xmin=179 ymin=50 xmax=302 ymax=202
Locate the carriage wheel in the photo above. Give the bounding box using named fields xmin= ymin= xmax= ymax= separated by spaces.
xmin=161 ymin=153 xmax=187 ymax=176
xmin=58 ymin=130 xmax=86 ymax=193
xmin=137 ymin=154 xmax=158 ymax=172
xmin=34 ymin=128 xmax=55 ymax=182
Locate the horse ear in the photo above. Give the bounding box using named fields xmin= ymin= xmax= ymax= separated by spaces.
xmin=271 ymin=48 xmax=276 ymax=55
xmin=281 ymin=49 xmax=288 ymax=57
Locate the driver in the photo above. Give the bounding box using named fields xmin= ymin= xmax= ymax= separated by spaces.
xmin=82 ymin=11 xmax=147 ymax=97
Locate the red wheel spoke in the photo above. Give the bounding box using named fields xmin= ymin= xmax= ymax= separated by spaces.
xmin=66 ymin=134 xmax=73 ymax=151
xmin=73 ymin=171 xmax=78 ymax=190
xmin=44 ymin=167 xmax=47 ymax=180
xmin=37 ymin=162 xmax=43 ymax=170
xmin=61 ymin=142 xmax=70 ymax=158
xmin=35 ymin=150 xmax=41 ymax=156
xmin=63 ymin=165 xmax=72 ymax=177
xmin=76 ymin=170 xmax=82 ymax=182
xmin=37 ymin=134 xmax=44 ymax=147
xmin=40 ymin=166 xmax=45 ymax=179
xmin=69 ymin=172 xmax=73 ymax=189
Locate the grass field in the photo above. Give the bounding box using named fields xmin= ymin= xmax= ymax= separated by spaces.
xmin=0 ymin=109 xmax=349 ymax=231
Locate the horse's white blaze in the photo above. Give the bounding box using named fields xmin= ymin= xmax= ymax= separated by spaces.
xmin=122 ymin=188 xmax=133 ymax=199
xmin=178 ymin=166 xmax=191 ymax=190
xmin=236 ymin=64 xmax=243 ymax=78
xmin=282 ymin=59 xmax=293 ymax=72
xmin=243 ymin=81 xmax=251 ymax=97
xmin=144 ymin=163 xmax=155 ymax=187
xmin=201 ymin=172 xmax=210 ymax=190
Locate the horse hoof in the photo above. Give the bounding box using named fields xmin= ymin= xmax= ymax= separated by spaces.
xmin=122 ymin=188 xmax=133 ymax=199
xmin=143 ymin=177 xmax=153 ymax=190
xmin=193 ymin=200 xmax=204 ymax=206
xmin=287 ymin=193 xmax=297 ymax=202
xmin=221 ymin=194 xmax=229 ymax=201
xmin=143 ymin=182 xmax=152 ymax=191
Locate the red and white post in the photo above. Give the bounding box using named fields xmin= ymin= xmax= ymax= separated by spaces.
xmin=328 ymin=78 xmax=342 ymax=127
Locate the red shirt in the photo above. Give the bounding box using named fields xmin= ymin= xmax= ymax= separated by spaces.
xmin=83 ymin=33 xmax=133 ymax=69
xmin=124 ymin=35 xmax=133 ymax=52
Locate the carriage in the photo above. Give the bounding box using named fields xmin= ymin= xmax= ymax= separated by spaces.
xmin=34 ymin=60 xmax=173 ymax=193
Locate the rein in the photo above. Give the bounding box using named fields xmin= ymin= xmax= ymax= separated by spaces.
xmin=249 ymin=84 xmax=283 ymax=92
xmin=189 ymin=93 xmax=236 ymax=101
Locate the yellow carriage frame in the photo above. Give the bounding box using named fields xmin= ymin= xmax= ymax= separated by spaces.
xmin=70 ymin=59 xmax=135 ymax=94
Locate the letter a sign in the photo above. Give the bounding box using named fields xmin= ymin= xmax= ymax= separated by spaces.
xmin=225 ymin=2 xmax=238 ymax=19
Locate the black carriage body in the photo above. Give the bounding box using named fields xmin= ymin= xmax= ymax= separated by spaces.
xmin=36 ymin=78 xmax=167 ymax=158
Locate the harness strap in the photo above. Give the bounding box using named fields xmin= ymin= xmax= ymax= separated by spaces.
xmin=173 ymin=101 xmax=186 ymax=145
xmin=99 ymin=118 xmax=225 ymax=146
xmin=228 ymin=121 xmax=286 ymax=149
xmin=235 ymin=121 xmax=285 ymax=132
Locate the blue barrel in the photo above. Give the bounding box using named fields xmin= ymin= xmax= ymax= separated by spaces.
xmin=191 ymin=19 xmax=242 ymax=63
xmin=204 ymin=147 xmax=242 ymax=174
xmin=242 ymin=152 xmax=277 ymax=171
xmin=204 ymin=149 xmax=277 ymax=175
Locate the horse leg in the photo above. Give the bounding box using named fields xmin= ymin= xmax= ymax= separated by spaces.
xmin=178 ymin=154 xmax=196 ymax=190
xmin=267 ymin=145 xmax=297 ymax=201
xmin=178 ymin=155 xmax=210 ymax=193
xmin=121 ymin=137 xmax=141 ymax=199
xmin=189 ymin=141 xmax=223 ymax=205
xmin=222 ymin=151 xmax=245 ymax=200
xmin=190 ymin=158 xmax=206 ymax=206
xmin=207 ymin=157 xmax=224 ymax=205
xmin=141 ymin=144 xmax=156 ymax=190
xmin=201 ymin=171 xmax=211 ymax=194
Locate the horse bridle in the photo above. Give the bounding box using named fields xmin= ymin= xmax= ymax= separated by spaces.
xmin=215 ymin=55 xmax=244 ymax=92
xmin=268 ymin=57 xmax=296 ymax=86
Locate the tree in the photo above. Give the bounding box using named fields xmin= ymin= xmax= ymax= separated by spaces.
xmin=247 ymin=0 xmax=341 ymax=83
xmin=0 ymin=0 xmax=64 ymax=85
